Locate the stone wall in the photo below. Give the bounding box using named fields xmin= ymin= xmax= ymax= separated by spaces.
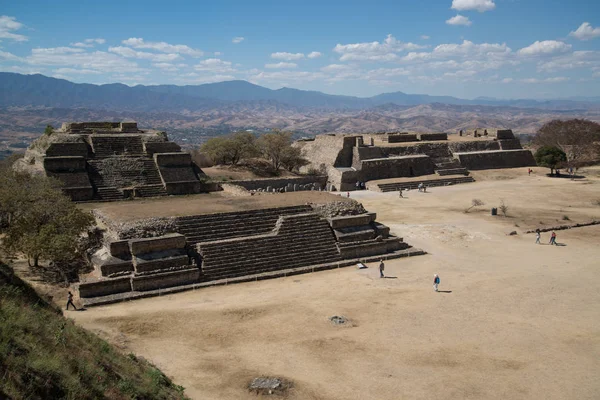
xmin=496 ymin=129 xmax=515 ymax=140
xmin=226 ymin=176 xmax=328 ymax=191
xmin=78 ymin=277 xmax=132 ymax=298
xmin=359 ymin=155 xmax=435 ymax=180
xmin=43 ymin=156 xmax=87 ymax=172
xmin=129 ymin=233 xmax=186 ymax=255
xmin=448 ymin=140 xmax=500 ymax=153
xmin=388 ymin=133 xmax=418 ymax=142
xmin=143 ymin=142 xmax=182 ymax=155
xmin=45 ymin=143 xmax=89 ymax=157
xmin=499 ymin=139 xmax=523 ymax=150
xmin=418 ymin=133 xmax=448 ymax=141
xmin=328 ymin=213 xmax=376 ymax=229
xmin=154 ymin=152 xmax=193 ymax=167
xmin=131 ymin=268 xmax=200 ymax=291
xmin=454 ymin=149 xmax=536 ymax=170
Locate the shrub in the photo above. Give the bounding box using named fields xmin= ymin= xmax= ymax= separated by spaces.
xmin=499 ymin=199 xmax=509 ymax=217
xmin=465 ymin=198 xmax=485 ymax=213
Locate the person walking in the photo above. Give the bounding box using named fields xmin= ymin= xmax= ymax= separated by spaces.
xmin=535 ymin=229 xmax=541 ymax=244
xmin=418 ymin=183 xmax=423 ymax=192
xmin=549 ymin=231 xmax=557 ymax=245
xmin=66 ymin=291 xmax=77 ymax=311
xmin=398 ymin=188 xmax=404 ymax=198
xmin=379 ymin=259 xmax=385 ymax=278
xmin=433 ymin=274 xmax=440 ymax=292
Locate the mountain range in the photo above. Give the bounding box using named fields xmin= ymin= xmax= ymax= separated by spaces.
xmin=0 ymin=72 xmax=599 ymax=149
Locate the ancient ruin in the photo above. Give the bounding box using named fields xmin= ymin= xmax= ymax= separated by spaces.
xmin=296 ymin=129 xmax=535 ymax=191
xmin=16 ymin=122 xmax=541 ymax=306
xmin=17 ymin=122 xmax=210 ymax=201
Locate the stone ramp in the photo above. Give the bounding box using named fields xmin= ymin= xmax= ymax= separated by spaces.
xmin=175 ymin=205 xmax=314 ymax=246
xmin=81 ymin=247 xmax=427 ymax=307
xmin=198 ymin=213 xmax=340 ymax=281
xmin=371 ymin=175 xmax=476 ymax=192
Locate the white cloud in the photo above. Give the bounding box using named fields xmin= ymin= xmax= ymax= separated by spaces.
xmin=0 ymin=49 xmax=21 ymax=61
xmin=321 ymin=64 xmax=353 ymax=72
xmin=108 ymin=46 xmax=181 ymax=62
xmin=152 ymin=62 xmax=187 ymax=72
xmin=307 ymin=51 xmax=322 ymax=59
xmin=446 ymin=15 xmax=472 ymax=26
xmin=24 ymin=48 xmax=145 ymax=73
xmin=536 ymin=50 xmax=600 ymax=72
xmin=502 ymin=78 xmax=513 ymax=83
xmin=569 ymin=22 xmax=600 ymax=41
xmin=517 ymin=40 xmax=572 ymax=57
xmin=194 ymin=58 xmax=236 ymax=73
xmin=333 ymin=34 xmax=424 ymax=61
xmin=122 ymin=37 xmax=204 ymax=57
xmin=71 ymin=38 xmax=106 ymax=48
xmin=265 ymin=62 xmax=297 ymax=69
xmin=0 ymin=15 xmax=27 ymax=42
xmin=421 ymin=35 xmax=430 ymax=40
xmin=232 ymin=36 xmax=245 ymax=44
xmin=271 ymin=52 xmax=305 ymax=60
xmin=521 ymin=77 xmax=569 ymax=84
xmin=451 ymin=0 xmax=495 ymax=12
xmin=54 ymin=67 xmax=102 ymax=75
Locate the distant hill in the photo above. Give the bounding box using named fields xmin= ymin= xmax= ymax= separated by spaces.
xmin=2 ymin=72 xmax=599 ymax=112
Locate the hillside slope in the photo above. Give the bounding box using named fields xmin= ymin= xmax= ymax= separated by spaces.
xmin=0 ymin=262 xmax=188 ymax=400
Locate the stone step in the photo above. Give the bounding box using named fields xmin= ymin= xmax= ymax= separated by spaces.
xmin=197 ymin=229 xmax=336 ymax=250
xmin=176 ymin=206 xmax=313 ymax=223
xmin=436 ymin=168 xmax=469 ymax=176
xmin=201 ymin=242 xmax=339 ymax=267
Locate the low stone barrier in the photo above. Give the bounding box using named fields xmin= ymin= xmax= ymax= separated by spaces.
xmin=78 ymin=277 xmax=132 ymax=298
xmin=129 ymin=233 xmax=186 ymax=255
xmin=131 ymin=268 xmax=200 ymax=291
xmin=328 ymin=213 xmax=376 ymax=229
xmin=418 ymin=133 xmax=448 ymax=141
xmin=454 ymin=149 xmax=535 ymax=170
xmin=225 ymin=176 xmax=328 ymax=192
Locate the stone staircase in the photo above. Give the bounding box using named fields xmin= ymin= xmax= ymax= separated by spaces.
xmin=198 ymin=213 xmax=340 ymax=281
xmin=135 ymin=184 xmax=167 ymax=198
xmin=377 ymin=176 xmax=475 ymax=192
xmin=175 ymin=205 xmax=314 ymax=246
xmin=91 ymin=135 xmax=144 ymax=158
xmin=433 ymin=157 xmax=469 ymax=176
xmin=95 ymin=187 xmax=124 ymax=201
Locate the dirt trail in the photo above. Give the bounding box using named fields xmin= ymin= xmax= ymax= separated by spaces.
xmin=71 ymin=167 xmax=600 ymax=400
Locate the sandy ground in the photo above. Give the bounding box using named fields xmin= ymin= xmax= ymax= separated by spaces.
xmin=69 ymin=167 xmax=600 ymax=400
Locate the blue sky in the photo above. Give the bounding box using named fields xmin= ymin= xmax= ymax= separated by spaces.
xmin=1 ymin=0 xmax=600 ymax=99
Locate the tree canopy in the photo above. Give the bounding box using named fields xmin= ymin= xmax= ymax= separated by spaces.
xmin=0 ymin=165 xmax=94 ymax=277
xmin=534 ymin=145 xmax=567 ymax=175
xmin=533 ymin=119 xmax=600 ymax=168
xmin=199 ymin=131 xmax=259 ymax=165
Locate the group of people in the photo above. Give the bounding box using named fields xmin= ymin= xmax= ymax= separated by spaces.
xmin=417 ymin=183 xmax=427 ymax=192
xmin=379 ymin=260 xmax=442 ymax=292
xmin=535 ymin=229 xmax=558 ymax=245
xmin=355 ymin=181 xmax=366 ymax=190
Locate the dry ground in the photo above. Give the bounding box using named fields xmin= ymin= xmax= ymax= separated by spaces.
xmin=79 ymin=191 xmax=351 ymax=221
xmin=69 ymin=167 xmax=600 ymax=400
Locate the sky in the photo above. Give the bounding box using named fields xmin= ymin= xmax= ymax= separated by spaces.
xmin=1 ymin=0 xmax=600 ymax=99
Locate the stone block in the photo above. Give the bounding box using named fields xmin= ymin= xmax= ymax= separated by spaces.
xmin=144 ymin=142 xmax=182 ymax=155
xmin=133 ymin=253 xmax=189 ymax=274
xmin=43 ymin=156 xmax=87 ymax=172
xmin=46 ymin=142 xmax=89 ymax=157
xmin=99 ymin=260 xmax=134 ymax=276
xmin=78 ymin=277 xmax=132 ymax=298
xmin=328 ymin=213 xmax=377 ymax=229
xmin=129 ymin=233 xmax=186 ymax=256
xmin=109 ymin=240 xmax=130 ymax=257
xmin=417 ymin=133 xmax=448 ymax=141
xmin=496 ymin=129 xmax=515 ymax=140
xmin=131 ymin=268 xmax=200 ymax=291
xmin=454 ymin=149 xmax=536 ymax=170
xmin=154 ymin=152 xmax=192 ymax=167
xmin=120 ymin=122 xmax=138 ymax=132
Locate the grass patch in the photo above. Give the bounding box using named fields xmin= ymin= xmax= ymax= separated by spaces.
xmin=0 ymin=262 xmax=188 ymax=400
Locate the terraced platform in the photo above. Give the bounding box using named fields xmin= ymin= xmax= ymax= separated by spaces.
xmin=369 ymin=175 xmax=476 ymax=192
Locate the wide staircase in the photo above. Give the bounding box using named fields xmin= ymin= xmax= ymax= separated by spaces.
xmin=174 ymin=205 xmax=313 ymax=246
xmin=433 ymin=157 xmax=469 ymax=176
xmin=198 ymin=213 xmax=340 ymax=281
xmin=90 ymin=135 xmax=144 ymax=158
xmin=377 ymin=176 xmax=475 ymax=192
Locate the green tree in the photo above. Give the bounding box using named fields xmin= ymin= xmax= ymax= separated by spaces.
xmin=280 ymin=145 xmax=309 ymax=172
xmin=44 ymin=125 xmax=54 ymax=136
xmin=0 ymin=168 xmax=94 ymax=276
xmin=257 ymin=130 xmax=294 ymax=171
xmin=199 ymin=131 xmax=258 ymax=165
xmin=533 ymin=119 xmax=600 ymax=168
xmin=534 ymin=146 xmax=567 ymax=175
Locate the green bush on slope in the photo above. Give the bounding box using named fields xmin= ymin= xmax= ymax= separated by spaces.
xmin=0 ymin=262 xmax=188 ymax=400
